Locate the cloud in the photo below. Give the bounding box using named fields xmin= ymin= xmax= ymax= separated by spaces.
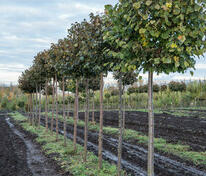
xmin=172 ymin=75 xmax=206 ymax=81
xmin=0 ymin=63 xmax=27 ymax=84
xmin=58 ymin=14 xmax=74 ymax=20
xmin=0 ymin=70 xmax=22 ymax=84
xmin=0 ymin=5 xmax=41 ymax=15
xmin=57 ymin=2 xmax=104 ymax=14
xmin=0 ymin=63 xmax=27 ymax=72
xmin=195 ymin=64 xmax=206 ymax=69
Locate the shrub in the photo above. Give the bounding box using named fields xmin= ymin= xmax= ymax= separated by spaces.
xmin=169 ymin=81 xmax=186 ymax=92
xmin=105 ymin=93 xmax=111 ymax=99
xmin=127 ymin=86 xmax=138 ymax=95
xmin=153 ymin=84 xmax=160 ymax=93
xmin=138 ymin=85 xmax=148 ymax=93
xmin=110 ymin=88 xmax=119 ymax=96
xmin=160 ymin=84 xmax=167 ymax=92
xmin=17 ymin=100 xmax=25 ymax=108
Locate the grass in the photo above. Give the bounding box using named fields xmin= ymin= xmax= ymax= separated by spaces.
xmin=163 ymin=110 xmax=191 ymax=117
xmin=43 ymin=111 xmax=206 ymax=166
xmin=9 ymin=112 xmax=121 ymax=176
xmin=163 ymin=108 xmax=206 ymax=119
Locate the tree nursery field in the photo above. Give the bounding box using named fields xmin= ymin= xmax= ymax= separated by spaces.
xmin=0 ymin=0 xmax=206 ymax=176
xmin=0 ymin=108 xmax=206 ymax=176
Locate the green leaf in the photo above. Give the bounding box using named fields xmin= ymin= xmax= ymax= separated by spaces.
xmin=190 ymin=71 xmax=194 ymax=76
xmin=104 ymin=4 xmax=112 ymax=14
xmin=173 ymin=8 xmax=181 ymax=15
xmin=150 ymin=30 xmax=160 ymax=38
xmin=161 ymin=32 xmax=170 ymax=39
xmin=194 ymin=4 xmax=201 ymax=12
xmin=139 ymin=28 xmax=146 ymax=34
xmin=162 ymin=57 xmax=171 ymax=64
xmin=142 ymin=14 xmax=148 ymax=20
xmin=154 ymin=4 xmax=160 ymax=10
xmin=154 ymin=58 xmax=160 ymax=64
xmin=133 ymin=2 xmax=141 ymax=9
xmin=146 ymin=1 xmax=152 ymax=6
xmin=184 ymin=61 xmax=189 ymax=67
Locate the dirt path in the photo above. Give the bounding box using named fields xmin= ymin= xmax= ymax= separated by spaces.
xmin=0 ymin=113 xmax=64 ymax=176
xmin=0 ymin=114 xmax=32 ymax=176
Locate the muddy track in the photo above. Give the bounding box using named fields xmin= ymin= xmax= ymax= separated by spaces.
xmin=0 ymin=113 xmax=67 ymax=176
xmin=0 ymin=114 xmax=32 ymax=176
xmin=38 ymin=114 xmax=206 ymax=176
xmin=68 ymin=111 xmax=206 ymax=152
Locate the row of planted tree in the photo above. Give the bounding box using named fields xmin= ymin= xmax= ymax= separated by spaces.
xmin=18 ymin=1 xmax=205 ymax=176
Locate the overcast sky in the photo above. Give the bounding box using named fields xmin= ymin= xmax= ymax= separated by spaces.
xmin=0 ymin=0 xmax=205 ymax=85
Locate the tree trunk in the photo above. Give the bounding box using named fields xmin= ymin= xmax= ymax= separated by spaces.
xmin=51 ymin=78 xmax=55 ymax=133
xmin=45 ymin=80 xmax=48 ymax=133
xmin=147 ymin=71 xmax=154 ymax=176
xmin=73 ymin=79 xmax=79 ymax=150
xmin=32 ymin=93 xmax=35 ymax=126
xmin=117 ymin=73 xmax=123 ymax=176
xmin=98 ymin=73 xmax=104 ymax=169
xmin=35 ymin=84 xmax=38 ymax=126
xmin=84 ymin=79 xmax=89 ymax=162
xmin=67 ymin=94 xmax=70 ymax=118
xmin=38 ymin=85 xmax=41 ymax=128
xmin=29 ymin=94 xmax=32 ymax=125
xmin=92 ymin=91 xmax=95 ymax=124
xmin=63 ymin=76 xmax=67 ymax=146
xmin=27 ymin=94 xmax=30 ymax=123
xmin=55 ymin=74 xmax=59 ymax=141
xmin=123 ymin=87 xmax=126 ymax=131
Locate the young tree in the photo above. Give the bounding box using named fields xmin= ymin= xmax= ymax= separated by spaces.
xmin=88 ymin=77 xmax=100 ymax=123
xmin=66 ymin=22 xmax=83 ymax=151
xmin=113 ymin=71 xmax=138 ymax=129
xmin=105 ymin=1 xmax=206 ymax=175
xmin=55 ymin=38 xmax=70 ymax=146
xmin=18 ymin=68 xmax=37 ymax=124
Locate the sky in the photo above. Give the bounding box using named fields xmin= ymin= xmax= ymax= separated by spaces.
xmin=0 ymin=0 xmax=205 ymax=85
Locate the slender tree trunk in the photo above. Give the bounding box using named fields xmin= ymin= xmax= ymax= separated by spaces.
xmin=92 ymin=90 xmax=95 ymax=124
xmin=55 ymin=74 xmax=59 ymax=141
xmin=51 ymin=78 xmax=55 ymax=133
xmin=38 ymin=85 xmax=41 ymax=128
xmin=123 ymin=87 xmax=126 ymax=132
xmin=84 ymin=79 xmax=89 ymax=162
xmin=32 ymin=93 xmax=35 ymax=126
xmin=148 ymin=71 xmax=154 ymax=176
xmin=98 ymin=73 xmax=104 ymax=169
xmin=63 ymin=76 xmax=67 ymax=146
xmin=73 ymin=79 xmax=79 ymax=151
xmin=67 ymin=96 xmax=70 ymax=118
xmin=35 ymin=84 xmax=38 ymax=126
xmin=29 ymin=94 xmax=32 ymax=125
xmin=117 ymin=73 xmax=123 ymax=176
xmin=45 ymin=79 xmax=48 ymax=133
xmin=77 ymin=86 xmax=79 ymax=122
xmin=27 ymin=94 xmax=30 ymax=123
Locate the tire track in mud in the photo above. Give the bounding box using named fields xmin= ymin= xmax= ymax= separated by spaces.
xmin=5 ymin=115 xmax=64 ymax=176
xmin=0 ymin=114 xmax=32 ymax=176
xmin=38 ymin=115 xmax=206 ymax=176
